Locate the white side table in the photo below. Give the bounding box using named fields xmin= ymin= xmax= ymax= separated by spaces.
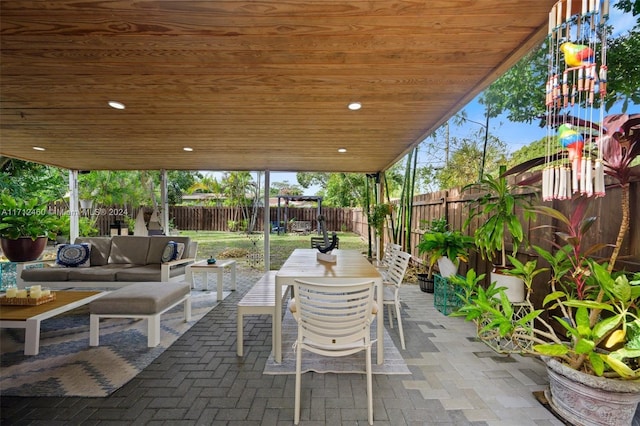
xmin=185 ymin=259 xmax=237 ymax=301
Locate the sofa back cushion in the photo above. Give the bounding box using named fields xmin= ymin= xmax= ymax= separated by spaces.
xmin=108 ymin=236 xmax=151 ymax=265
xmin=146 ymin=236 xmax=191 ymax=264
xmin=75 ymin=237 xmax=112 ymax=266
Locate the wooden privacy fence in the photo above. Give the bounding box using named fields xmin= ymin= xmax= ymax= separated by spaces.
xmin=53 ymin=205 xmax=358 ymax=236
xmin=368 ymin=174 xmax=639 ymax=309
xmin=395 ymin=178 xmax=638 ymax=272
xmin=171 ymin=206 xmax=354 ymax=233
xmin=347 ymin=175 xmax=639 ymax=280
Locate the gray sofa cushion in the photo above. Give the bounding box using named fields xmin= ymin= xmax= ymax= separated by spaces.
xmin=115 ymin=265 xmax=162 ymax=282
xmin=146 ymin=236 xmax=191 ymax=264
xmin=67 ymin=264 xmax=138 ymax=281
xmin=20 ymin=267 xmax=70 ymax=282
xmin=108 ymin=236 xmax=150 ymax=265
xmin=115 ymin=264 xmax=188 ymax=282
xmin=90 ymin=281 xmax=191 ymax=315
xmin=75 ymin=237 xmax=112 ymax=266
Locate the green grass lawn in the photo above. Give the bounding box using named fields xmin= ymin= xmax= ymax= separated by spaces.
xmin=178 ymin=231 xmax=370 ymax=270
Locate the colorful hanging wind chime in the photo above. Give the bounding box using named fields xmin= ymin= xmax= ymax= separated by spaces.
xmin=543 ymin=0 xmax=609 ymax=201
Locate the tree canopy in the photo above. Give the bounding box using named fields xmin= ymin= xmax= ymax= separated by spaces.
xmin=479 ymin=2 xmax=640 ymax=121
xmin=0 ymin=159 xmax=66 ymax=202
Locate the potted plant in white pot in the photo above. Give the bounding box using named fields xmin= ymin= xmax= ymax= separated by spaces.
xmin=0 ymin=193 xmax=62 ymax=262
xmin=415 ymin=218 xmax=448 ymax=292
xmin=452 ymin=197 xmax=640 ymax=425
xmin=463 ymin=165 xmax=534 ymax=302
xmin=416 ymin=221 xmax=475 ymax=280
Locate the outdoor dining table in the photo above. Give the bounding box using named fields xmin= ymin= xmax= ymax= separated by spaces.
xmin=275 ymin=249 xmax=384 ymax=364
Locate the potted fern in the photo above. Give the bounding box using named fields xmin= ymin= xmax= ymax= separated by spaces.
xmin=416 ymin=218 xmax=447 ymax=292
xmin=416 ymin=219 xmax=474 ymax=280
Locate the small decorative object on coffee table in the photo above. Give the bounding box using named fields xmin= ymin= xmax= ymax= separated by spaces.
xmin=1 ymin=285 xmax=55 ymax=306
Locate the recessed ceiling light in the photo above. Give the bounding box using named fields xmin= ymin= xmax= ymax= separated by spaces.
xmin=348 ymin=102 xmax=361 ymax=110
xmin=33 ymin=146 xmax=45 ymax=151
xmin=108 ymin=101 xmax=126 ymax=110
xmin=183 ymin=147 xmax=193 ymax=152
xmin=338 ymin=148 xmax=347 ymax=153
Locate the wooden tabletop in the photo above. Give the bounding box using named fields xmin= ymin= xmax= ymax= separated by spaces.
xmin=0 ymin=291 xmax=101 ymax=321
xmin=277 ymin=249 xmax=380 ymax=280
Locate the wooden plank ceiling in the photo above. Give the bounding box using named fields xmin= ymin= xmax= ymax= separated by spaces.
xmin=0 ymin=0 xmax=555 ymax=173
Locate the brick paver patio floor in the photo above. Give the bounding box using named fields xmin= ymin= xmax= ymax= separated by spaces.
xmin=1 ymin=263 xmax=565 ymax=425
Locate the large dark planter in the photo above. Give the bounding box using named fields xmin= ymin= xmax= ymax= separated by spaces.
xmin=544 ymin=357 xmax=640 ymax=426
xmin=417 ymin=273 xmax=434 ymax=293
xmin=0 ymin=236 xmax=47 ymax=262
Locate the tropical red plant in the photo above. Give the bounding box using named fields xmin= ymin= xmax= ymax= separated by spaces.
xmin=531 ymin=197 xmax=608 ymax=299
xmin=504 ymin=113 xmax=640 ymax=270
xmin=597 ymin=113 xmax=640 ymax=270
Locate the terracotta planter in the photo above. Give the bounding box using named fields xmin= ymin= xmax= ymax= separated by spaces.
xmin=491 ymin=267 xmax=525 ymax=303
xmin=0 ymin=236 xmax=47 ymax=262
xmin=544 ymin=357 xmax=640 ymax=426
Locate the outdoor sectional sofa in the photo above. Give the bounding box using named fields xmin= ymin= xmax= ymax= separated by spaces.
xmin=18 ymin=235 xmax=198 ymax=289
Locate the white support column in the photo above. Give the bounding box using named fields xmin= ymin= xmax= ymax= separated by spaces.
xmin=69 ymin=170 xmax=79 ymax=242
xmin=376 ymin=173 xmax=383 ymax=262
xmin=263 ymin=170 xmax=270 ymax=272
xmin=160 ymin=169 xmax=169 ymax=235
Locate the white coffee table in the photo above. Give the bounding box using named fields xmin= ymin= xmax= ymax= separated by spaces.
xmin=0 ymin=290 xmax=106 ymax=355
xmin=185 ymin=259 xmax=237 ymax=301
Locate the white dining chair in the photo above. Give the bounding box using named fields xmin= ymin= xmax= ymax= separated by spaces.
xmin=375 ymin=242 xmax=401 ymax=277
xmin=290 ymin=279 xmax=377 ymax=425
xmin=382 ymin=250 xmax=411 ymax=350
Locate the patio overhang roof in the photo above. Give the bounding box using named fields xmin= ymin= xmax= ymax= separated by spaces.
xmin=1 ymin=0 xmax=555 ymax=173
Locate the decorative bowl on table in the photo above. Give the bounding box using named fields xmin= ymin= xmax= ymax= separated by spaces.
xmin=207 ymin=257 xmax=217 ymax=265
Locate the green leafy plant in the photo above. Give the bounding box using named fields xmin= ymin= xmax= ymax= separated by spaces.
xmin=452 ymin=198 xmax=640 ymax=379
xmin=416 ymin=226 xmax=475 ymax=278
xmin=419 ymin=217 xmax=448 ymax=234
xmin=463 ymin=165 xmax=533 ymax=268
xmin=53 ymin=214 xmax=99 ymax=239
xmin=369 ymin=203 xmax=392 ymax=236
xmin=0 ymin=193 xmax=62 ymax=240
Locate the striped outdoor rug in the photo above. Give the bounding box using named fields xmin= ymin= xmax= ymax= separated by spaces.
xmin=0 ymin=289 xmax=220 ymax=397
